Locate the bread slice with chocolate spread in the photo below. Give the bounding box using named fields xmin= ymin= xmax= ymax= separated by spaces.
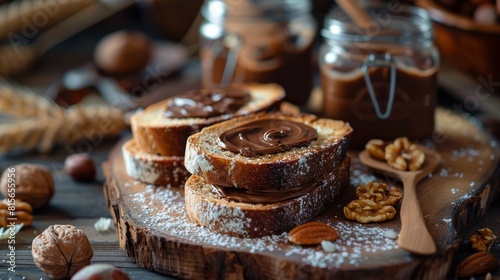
xmin=122 ymin=139 xmax=189 ymax=187
xmin=131 ymin=83 xmax=285 ymax=157
xmin=184 ymin=113 xmax=353 ymax=191
xmin=184 ymin=157 xmax=350 ymax=238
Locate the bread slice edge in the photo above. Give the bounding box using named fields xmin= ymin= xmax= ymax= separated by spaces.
xmin=122 ymin=139 xmax=190 ymax=187
xmin=185 ymin=157 xmax=350 ymax=238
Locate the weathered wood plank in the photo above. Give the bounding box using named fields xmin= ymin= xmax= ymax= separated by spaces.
xmin=104 ymin=109 xmax=500 ymax=279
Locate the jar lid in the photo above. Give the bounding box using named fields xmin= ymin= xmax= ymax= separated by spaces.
xmin=322 ymin=4 xmax=434 ymax=45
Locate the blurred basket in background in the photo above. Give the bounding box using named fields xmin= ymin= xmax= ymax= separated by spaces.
xmin=416 ymin=0 xmax=500 ymax=87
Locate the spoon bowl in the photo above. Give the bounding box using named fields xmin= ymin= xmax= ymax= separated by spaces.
xmin=359 ymin=146 xmax=442 ymax=255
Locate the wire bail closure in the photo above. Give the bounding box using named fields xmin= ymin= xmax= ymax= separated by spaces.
xmin=361 ymin=53 xmax=396 ymax=120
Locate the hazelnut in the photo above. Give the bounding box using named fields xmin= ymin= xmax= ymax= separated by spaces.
xmin=71 ymin=264 xmax=130 ymax=280
xmin=32 ymin=225 xmax=94 ymax=280
xmin=473 ymin=3 xmax=497 ymax=25
xmin=0 ymin=164 xmax=55 ymax=209
xmin=94 ymin=30 xmax=152 ymax=75
xmin=64 ymin=154 xmax=97 ymax=182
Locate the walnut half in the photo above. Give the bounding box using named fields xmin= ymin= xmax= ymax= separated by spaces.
xmin=470 ymin=227 xmax=497 ymax=252
xmin=32 ymin=225 xmax=93 ymax=280
xmin=385 ymin=137 xmax=425 ymax=171
xmin=343 ymin=199 xmax=397 ymax=223
xmin=365 ymin=139 xmax=386 ymax=161
xmin=0 ymin=199 xmax=33 ymax=227
xmin=356 ymin=182 xmax=401 ymax=206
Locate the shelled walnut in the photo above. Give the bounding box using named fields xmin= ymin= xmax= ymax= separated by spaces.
xmin=470 ymin=227 xmax=497 ymax=252
xmin=343 ymin=199 xmax=397 ymax=223
xmin=365 ymin=139 xmax=386 ymax=161
xmin=0 ymin=199 xmax=33 ymax=227
xmin=32 ymin=225 xmax=93 ymax=280
xmin=355 ymin=182 xmax=401 ymax=206
xmin=385 ymin=137 xmax=425 ymax=171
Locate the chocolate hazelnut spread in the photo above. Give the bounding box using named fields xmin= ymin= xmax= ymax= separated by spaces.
xmin=164 ymin=88 xmax=250 ymax=118
xmin=217 ymin=119 xmax=318 ymax=157
xmin=201 ymin=35 xmax=314 ymax=105
xmin=211 ymin=178 xmax=319 ymax=204
xmin=200 ymin=0 xmax=317 ymax=105
xmin=321 ymin=64 xmax=437 ymax=147
xmin=320 ymin=5 xmax=439 ymax=148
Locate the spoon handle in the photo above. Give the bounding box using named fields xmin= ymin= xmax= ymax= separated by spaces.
xmin=336 ymin=0 xmax=373 ymax=29
xmin=398 ymin=174 xmax=437 ymax=255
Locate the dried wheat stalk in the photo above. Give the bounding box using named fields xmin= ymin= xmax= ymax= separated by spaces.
xmin=0 ymin=82 xmax=126 ymax=153
xmin=0 ymin=44 xmax=35 ymax=77
xmin=0 ymin=0 xmax=97 ymax=41
xmin=0 ymin=81 xmax=62 ymax=118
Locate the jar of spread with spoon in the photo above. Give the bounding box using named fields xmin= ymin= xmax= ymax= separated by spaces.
xmin=199 ymin=0 xmax=317 ymax=105
xmin=320 ymin=4 xmax=439 ymax=148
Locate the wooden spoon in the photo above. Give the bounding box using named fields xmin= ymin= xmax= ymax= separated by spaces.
xmin=336 ymin=0 xmax=374 ymax=29
xmin=359 ymin=147 xmax=442 ymax=255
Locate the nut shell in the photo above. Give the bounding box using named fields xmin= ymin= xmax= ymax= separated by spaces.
xmin=32 ymin=225 xmax=94 ymax=280
xmin=0 ymin=164 xmax=54 ymax=209
xmin=64 ymin=154 xmax=97 ymax=182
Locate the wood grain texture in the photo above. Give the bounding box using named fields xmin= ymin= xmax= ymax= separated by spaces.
xmin=103 ymin=109 xmax=499 ymax=279
xmin=359 ymin=148 xmax=442 ymax=255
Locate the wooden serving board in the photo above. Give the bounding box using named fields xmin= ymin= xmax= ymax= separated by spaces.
xmin=103 ymin=109 xmax=499 ymax=279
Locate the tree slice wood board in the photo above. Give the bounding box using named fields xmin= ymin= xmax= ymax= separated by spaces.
xmin=103 ymin=109 xmax=499 ymax=279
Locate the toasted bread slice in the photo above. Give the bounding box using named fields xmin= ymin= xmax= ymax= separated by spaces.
xmin=184 ymin=113 xmax=353 ymax=191
xmin=185 ymin=157 xmax=350 ymax=238
xmin=131 ymin=83 xmax=285 ymax=157
xmin=122 ymin=139 xmax=189 ymax=187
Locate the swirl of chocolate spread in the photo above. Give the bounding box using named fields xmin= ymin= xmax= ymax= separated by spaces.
xmin=217 ymin=119 xmax=318 ymax=157
xmin=164 ymin=88 xmax=250 ymax=118
xmin=211 ymin=179 xmax=318 ymax=204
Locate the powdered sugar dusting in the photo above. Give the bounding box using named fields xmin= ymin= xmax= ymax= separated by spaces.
xmin=123 ymin=144 xmax=160 ymax=183
xmin=185 ymin=150 xmax=213 ymax=173
xmin=195 ymin=201 xmax=251 ymax=236
xmin=286 ymin=222 xmax=402 ymax=268
xmin=122 ymin=140 xmax=189 ymax=186
xmin=126 ymin=183 xmax=405 ymax=269
xmin=118 ymin=109 xmax=500 ymax=275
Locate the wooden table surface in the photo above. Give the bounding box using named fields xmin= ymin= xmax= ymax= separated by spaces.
xmin=0 ymin=7 xmax=500 ymax=279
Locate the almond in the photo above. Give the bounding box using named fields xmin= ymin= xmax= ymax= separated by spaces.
xmin=289 ymin=222 xmax=339 ymax=245
xmin=455 ymin=252 xmax=499 ymax=277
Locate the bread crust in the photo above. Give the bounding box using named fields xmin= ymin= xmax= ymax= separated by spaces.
xmin=131 ymin=83 xmax=285 ymax=156
xmin=122 ymin=139 xmax=189 ymax=187
xmin=185 ymin=157 xmax=350 ymax=238
xmin=185 ymin=113 xmax=353 ymax=191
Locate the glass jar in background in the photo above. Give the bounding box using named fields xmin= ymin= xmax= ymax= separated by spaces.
xmin=141 ymin=0 xmax=204 ymax=42
xmin=200 ymin=0 xmax=317 ymax=106
xmin=320 ymin=4 xmax=439 ymax=148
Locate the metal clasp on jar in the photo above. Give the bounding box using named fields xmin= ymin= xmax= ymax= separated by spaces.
xmin=361 ymin=53 xmax=396 ymax=120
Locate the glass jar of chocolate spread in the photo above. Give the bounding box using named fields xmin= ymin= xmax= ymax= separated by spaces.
xmin=200 ymin=0 xmax=317 ymax=105
xmin=320 ymin=4 xmax=439 ymax=148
